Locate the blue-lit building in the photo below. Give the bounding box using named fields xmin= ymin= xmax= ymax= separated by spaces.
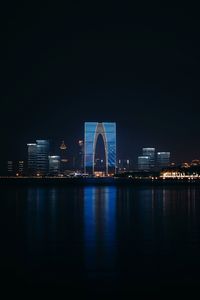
xmin=138 ymin=156 xmax=150 ymax=170
xmin=84 ymin=122 xmax=116 ymax=175
xmin=36 ymin=140 xmax=50 ymax=175
xmin=49 ymin=156 xmax=60 ymax=175
xmin=27 ymin=140 xmax=50 ymax=175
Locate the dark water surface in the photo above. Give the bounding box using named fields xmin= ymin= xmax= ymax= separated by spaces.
xmin=3 ymin=185 xmax=200 ymax=297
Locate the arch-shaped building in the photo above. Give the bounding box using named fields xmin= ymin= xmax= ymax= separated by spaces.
xmin=84 ymin=122 xmax=116 ymax=174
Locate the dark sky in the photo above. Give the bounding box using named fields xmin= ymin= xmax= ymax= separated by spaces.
xmin=1 ymin=2 xmax=200 ymax=171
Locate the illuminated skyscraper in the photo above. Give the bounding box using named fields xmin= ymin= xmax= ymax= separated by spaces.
xmin=59 ymin=140 xmax=68 ymax=173
xmin=142 ymin=148 xmax=155 ymax=168
xmin=84 ymin=122 xmax=116 ymax=174
xmin=78 ymin=140 xmax=84 ymax=170
xmin=27 ymin=143 xmax=37 ymax=175
xmin=18 ymin=161 xmax=24 ymax=175
xmin=157 ymin=152 xmax=170 ymax=168
xmin=49 ymin=156 xmax=60 ymax=175
xmin=138 ymin=156 xmax=150 ymax=170
xmin=36 ymin=140 xmax=50 ymax=175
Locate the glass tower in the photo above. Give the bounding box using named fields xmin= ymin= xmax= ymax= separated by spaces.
xmin=27 ymin=143 xmax=37 ymax=175
xmin=157 ymin=152 xmax=170 ymax=168
xmin=84 ymin=122 xmax=116 ymax=174
xmin=138 ymin=156 xmax=150 ymax=170
xmin=49 ymin=156 xmax=60 ymax=175
xmin=36 ymin=140 xmax=50 ymax=175
xmin=142 ymin=148 xmax=155 ymax=168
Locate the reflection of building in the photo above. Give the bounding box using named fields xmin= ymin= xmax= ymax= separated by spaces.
xmin=138 ymin=156 xmax=150 ymax=170
xmin=157 ymin=152 xmax=170 ymax=168
xmin=49 ymin=156 xmax=60 ymax=175
xmin=84 ymin=187 xmax=116 ymax=269
xmin=36 ymin=140 xmax=50 ymax=175
xmin=27 ymin=143 xmax=37 ymax=175
xmin=142 ymin=148 xmax=155 ymax=168
xmin=84 ymin=122 xmax=116 ymax=174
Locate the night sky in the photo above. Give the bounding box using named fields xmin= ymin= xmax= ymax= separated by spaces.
xmin=1 ymin=2 xmax=200 ymax=171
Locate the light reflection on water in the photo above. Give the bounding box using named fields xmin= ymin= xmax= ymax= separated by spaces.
xmin=11 ymin=185 xmax=200 ymax=293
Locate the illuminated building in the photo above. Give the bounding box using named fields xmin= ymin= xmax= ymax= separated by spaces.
xmin=138 ymin=156 xmax=150 ymax=170
xmin=78 ymin=140 xmax=84 ymax=170
xmin=27 ymin=143 xmax=37 ymax=175
xmin=7 ymin=161 xmax=14 ymax=175
xmin=84 ymin=122 xmax=116 ymax=174
xmin=118 ymin=159 xmax=132 ymax=172
xmin=18 ymin=161 xmax=24 ymax=175
xmin=36 ymin=140 xmax=50 ymax=175
xmin=60 ymin=140 xmax=68 ymax=173
xmin=49 ymin=156 xmax=60 ymax=175
xmin=157 ymin=152 xmax=170 ymax=168
xmin=142 ymin=148 xmax=155 ymax=168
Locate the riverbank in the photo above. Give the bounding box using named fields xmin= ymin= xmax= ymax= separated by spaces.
xmin=0 ymin=176 xmax=200 ymax=186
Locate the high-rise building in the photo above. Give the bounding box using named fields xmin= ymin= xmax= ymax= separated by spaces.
xmin=59 ymin=140 xmax=68 ymax=173
xmin=138 ymin=156 xmax=150 ymax=170
xmin=84 ymin=122 xmax=116 ymax=174
xmin=27 ymin=143 xmax=37 ymax=175
xmin=142 ymin=148 xmax=155 ymax=168
xmin=7 ymin=161 xmax=14 ymax=175
xmin=157 ymin=152 xmax=170 ymax=168
xmin=78 ymin=140 xmax=84 ymax=170
xmin=18 ymin=161 xmax=24 ymax=175
xmin=49 ymin=156 xmax=60 ymax=175
xmin=36 ymin=140 xmax=50 ymax=175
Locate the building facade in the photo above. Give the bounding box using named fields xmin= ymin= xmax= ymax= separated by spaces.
xmin=36 ymin=140 xmax=50 ymax=175
xmin=7 ymin=161 xmax=14 ymax=175
xmin=27 ymin=143 xmax=37 ymax=175
xmin=142 ymin=148 xmax=155 ymax=168
xmin=49 ymin=156 xmax=60 ymax=175
xmin=138 ymin=156 xmax=150 ymax=170
xmin=157 ymin=152 xmax=170 ymax=168
xmin=84 ymin=122 xmax=116 ymax=174
xmin=60 ymin=140 xmax=68 ymax=173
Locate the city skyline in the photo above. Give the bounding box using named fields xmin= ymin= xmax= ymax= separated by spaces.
xmin=1 ymin=3 xmax=200 ymax=174
xmin=3 ymin=120 xmax=200 ymax=177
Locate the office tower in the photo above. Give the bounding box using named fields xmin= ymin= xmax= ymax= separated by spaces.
xmin=157 ymin=152 xmax=170 ymax=168
xmin=7 ymin=161 xmax=14 ymax=175
xmin=84 ymin=122 xmax=116 ymax=174
xmin=18 ymin=161 xmax=24 ymax=175
xmin=60 ymin=140 xmax=68 ymax=173
xmin=27 ymin=143 xmax=37 ymax=175
xmin=142 ymin=148 xmax=155 ymax=168
xmin=36 ymin=140 xmax=50 ymax=175
xmin=49 ymin=156 xmax=60 ymax=175
xmin=138 ymin=156 xmax=150 ymax=170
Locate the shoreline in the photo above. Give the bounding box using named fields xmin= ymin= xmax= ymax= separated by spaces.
xmin=0 ymin=176 xmax=200 ymax=186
